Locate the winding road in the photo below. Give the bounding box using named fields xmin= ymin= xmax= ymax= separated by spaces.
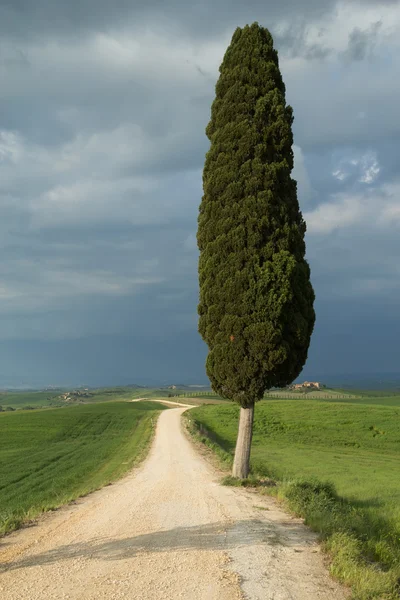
xmin=0 ymin=406 xmax=347 ymax=599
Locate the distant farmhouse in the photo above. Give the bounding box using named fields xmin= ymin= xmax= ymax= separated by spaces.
xmin=288 ymin=381 xmax=325 ymax=391
xmin=59 ymin=389 xmax=93 ymax=402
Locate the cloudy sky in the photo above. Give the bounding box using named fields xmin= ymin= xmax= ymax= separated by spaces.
xmin=0 ymin=0 xmax=399 ymax=387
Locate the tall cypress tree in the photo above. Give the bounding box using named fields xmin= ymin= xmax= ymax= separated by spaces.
xmin=197 ymin=23 xmax=315 ymax=478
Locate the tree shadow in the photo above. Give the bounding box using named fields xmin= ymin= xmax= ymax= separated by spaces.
xmin=1 ymin=518 xmax=310 ymax=573
xmin=348 ymin=497 xmax=384 ymax=510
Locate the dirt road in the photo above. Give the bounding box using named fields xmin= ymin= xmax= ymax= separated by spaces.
xmin=0 ymin=407 xmax=346 ymax=600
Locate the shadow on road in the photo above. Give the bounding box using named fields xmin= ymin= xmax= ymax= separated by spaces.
xmin=1 ymin=518 xmax=311 ymax=572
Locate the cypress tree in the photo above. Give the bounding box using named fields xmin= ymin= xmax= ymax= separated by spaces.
xmin=197 ymin=23 xmax=315 ymax=478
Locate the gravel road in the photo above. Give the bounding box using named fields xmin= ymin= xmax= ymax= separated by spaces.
xmin=0 ymin=406 xmax=347 ymax=600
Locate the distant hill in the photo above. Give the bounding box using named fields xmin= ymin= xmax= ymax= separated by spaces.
xmin=299 ymin=373 xmax=400 ymax=390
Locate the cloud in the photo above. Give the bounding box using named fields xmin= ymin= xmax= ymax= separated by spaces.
xmin=0 ymin=0 xmax=345 ymax=41
xmin=332 ymin=169 xmax=348 ymax=181
xmin=272 ymin=20 xmax=333 ymax=60
xmin=359 ymin=153 xmax=380 ymax=183
xmin=293 ymin=145 xmax=314 ymax=206
xmin=304 ymin=178 xmax=400 ymax=317
xmin=0 ymin=0 xmax=400 ymax=384
xmin=305 ymin=193 xmax=366 ymax=233
xmin=331 ymin=151 xmax=380 ymax=184
xmin=343 ymin=20 xmax=383 ymax=61
xmin=183 ymin=233 xmax=198 ymax=252
xmin=305 ymin=178 xmax=400 ymax=234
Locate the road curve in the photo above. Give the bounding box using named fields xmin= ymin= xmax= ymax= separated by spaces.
xmin=0 ymin=407 xmax=347 ymax=600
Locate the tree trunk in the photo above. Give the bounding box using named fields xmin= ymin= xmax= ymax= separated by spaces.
xmin=232 ymin=404 xmax=255 ymax=479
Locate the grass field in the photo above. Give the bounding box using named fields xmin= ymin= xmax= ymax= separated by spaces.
xmin=265 ymin=389 xmax=362 ymax=400
xmin=0 ymin=390 xmax=66 ymax=409
xmin=186 ymin=397 xmax=400 ymax=599
xmin=0 ymin=401 xmax=167 ymax=536
xmin=0 ymin=386 xmax=226 ymax=410
xmin=2 ymin=385 xmax=399 ymax=411
xmin=318 ymin=394 xmax=400 ymax=407
xmin=0 ymin=387 xmax=153 ymax=410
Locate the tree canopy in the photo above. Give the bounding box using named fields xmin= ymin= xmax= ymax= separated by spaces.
xmin=198 ymin=23 xmax=315 ymax=407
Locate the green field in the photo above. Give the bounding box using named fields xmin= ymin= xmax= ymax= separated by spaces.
xmin=0 ymin=390 xmax=65 ymax=410
xmin=265 ymin=388 xmax=362 ymax=400
xmin=0 ymin=401 xmax=167 ymax=535
xmin=0 ymin=386 xmax=225 ymax=411
xmin=187 ymin=397 xmax=400 ymax=599
xmin=317 ymin=394 xmax=400 ymax=407
xmin=1 ymin=384 xmax=399 ymax=411
xmin=0 ymin=387 xmax=154 ymax=410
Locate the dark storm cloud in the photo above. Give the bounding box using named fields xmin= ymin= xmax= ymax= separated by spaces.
xmin=273 ymin=22 xmax=333 ymax=60
xmin=0 ymin=0 xmax=395 ymax=40
xmin=0 ymin=0 xmax=338 ymax=38
xmin=0 ymin=0 xmax=400 ymax=385
xmin=343 ymin=21 xmax=383 ymax=61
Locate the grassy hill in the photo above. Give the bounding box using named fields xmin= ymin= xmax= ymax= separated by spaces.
xmin=0 ymin=386 xmax=225 ymax=410
xmin=0 ymin=390 xmax=66 ymax=410
xmin=0 ymin=401 xmax=168 ymax=535
xmin=0 ymin=387 xmax=153 ymax=410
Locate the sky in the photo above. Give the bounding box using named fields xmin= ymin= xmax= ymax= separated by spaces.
xmin=0 ymin=0 xmax=400 ymax=387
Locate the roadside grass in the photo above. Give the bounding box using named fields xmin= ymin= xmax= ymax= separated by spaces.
xmin=0 ymin=401 xmax=167 ymax=536
xmin=185 ymin=399 xmax=400 ymax=600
